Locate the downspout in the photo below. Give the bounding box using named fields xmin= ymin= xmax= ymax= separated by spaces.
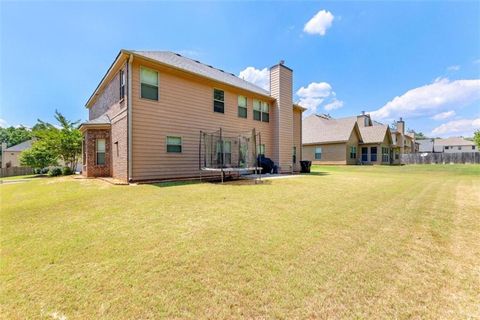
xmin=127 ymin=54 xmax=134 ymax=182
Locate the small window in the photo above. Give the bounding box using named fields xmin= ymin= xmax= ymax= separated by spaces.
xmin=140 ymin=67 xmax=158 ymax=100
xmin=261 ymin=102 xmax=269 ymax=122
xmin=253 ymin=100 xmax=269 ymax=122
xmin=120 ymin=70 xmax=126 ymax=100
xmin=457 ymin=146 xmax=461 ymax=150
xmin=473 ymin=146 xmax=476 ymax=150
xmin=213 ymin=89 xmax=224 ymax=113
xmin=293 ymin=146 xmax=297 ymax=164
xmin=166 ymin=136 xmax=182 ymax=153
xmin=238 ymin=95 xmax=247 ymax=118
xmin=350 ymin=146 xmax=357 ymax=159
xmin=382 ymin=147 xmax=389 ymax=163
xmin=257 ymin=144 xmax=265 ymax=156
xmin=445 ymin=146 xmax=449 ymax=150
xmin=96 ymin=139 xmax=106 ymax=165
xmin=315 ymin=147 xmax=322 ymax=160
xmin=253 ymin=99 xmax=261 ymax=121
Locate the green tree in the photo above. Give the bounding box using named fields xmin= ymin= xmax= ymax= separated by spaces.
xmin=34 ymin=110 xmax=82 ymax=171
xmin=19 ymin=141 xmax=57 ymax=169
xmin=474 ymin=130 xmax=480 ymax=148
xmin=0 ymin=126 xmax=32 ymax=147
xmin=413 ymin=131 xmax=428 ymax=140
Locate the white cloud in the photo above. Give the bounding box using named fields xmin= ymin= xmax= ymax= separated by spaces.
xmin=473 ymin=59 xmax=480 ymax=64
xmin=324 ymin=98 xmax=344 ymax=111
xmin=304 ymin=10 xmax=334 ymax=36
xmin=447 ymin=65 xmax=460 ymax=72
xmin=431 ymin=118 xmax=480 ymax=137
xmin=296 ymin=82 xmax=334 ymax=113
xmin=431 ymin=110 xmax=456 ymax=120
xmin=238 ymin=67 xmax=269 ymax=91
xmin=370 ymin=78 xmax=480 ymax=120
xmin=0 ymin=118 xmax=8 ymax=128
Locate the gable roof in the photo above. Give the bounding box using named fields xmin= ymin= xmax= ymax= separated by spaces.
xmin=4 ymin=139 xmax=32 ymax=152
xmin=360 ymin=125 xmax=391 ymax=144
xmin=303 ymin=115 xmax=359 ymax=144
xmin=434 ymin=137 xmax=475 ymax=146
xmin=132 ymin=51 xmax=270 ymax=97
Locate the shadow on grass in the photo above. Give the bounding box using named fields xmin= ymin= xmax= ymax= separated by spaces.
xmin=150 ymin=177 xmax=272 ymax=188
xmin=303 ymin=172 xmax=330 ymax=176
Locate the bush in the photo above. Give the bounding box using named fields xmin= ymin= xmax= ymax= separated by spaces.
xmin=33 ymin=168 xmax=41 ymax=174
xmin=62 ymin=166 xmax=73 ymax=176
xmin=48 ymin=167 xmax=62 ymax=177
xmin=41 ymin=167 xmax=49 ymax=174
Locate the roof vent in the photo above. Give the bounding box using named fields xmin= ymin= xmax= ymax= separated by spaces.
xmin=175 ymin=53 xmax=182 ymax=57
xmin=361 ymin=111 xmax=365 ymax=115
xmin=279 ymin=60 xmax=285 ymax=65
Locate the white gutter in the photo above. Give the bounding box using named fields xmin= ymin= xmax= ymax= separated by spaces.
xmin=128 ymin=54 xmax=133 ymax=182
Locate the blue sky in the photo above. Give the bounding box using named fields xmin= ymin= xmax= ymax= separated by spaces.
xmin=1 ymin=1 xmax=479 ymax=137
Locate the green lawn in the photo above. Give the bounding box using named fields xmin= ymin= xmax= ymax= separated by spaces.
xmin=1 ymin=165 xmax=479 ymax=319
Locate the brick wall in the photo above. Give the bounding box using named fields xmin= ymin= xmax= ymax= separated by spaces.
xmin=111 ymin=112 xmax=128 ymax=181
xmin=83 ymin=129 xmax=111 ymax=177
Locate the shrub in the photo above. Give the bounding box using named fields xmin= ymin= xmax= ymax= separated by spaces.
xmin=41 ymin=167 xmax=49 ymax=174
xmin=48 ymin=167 xmax=62 ymax=177
xmin=33 ymin=168 xmax=41 ymax=174
xmin=62 ymin=166 xmax=73 ymax=176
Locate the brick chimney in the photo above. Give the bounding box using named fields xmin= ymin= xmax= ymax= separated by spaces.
xmin=270 ymin=60 xmax=293 ymax=172
xmin=397 ymin=117 xmax=405 ymax=134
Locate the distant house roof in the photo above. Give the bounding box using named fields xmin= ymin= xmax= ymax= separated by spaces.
xmin=417 ymin=139 xmax=434 ymax=152
xmin=359 ymin=125 xmax=391 ymax=144
xmin=303 ymin=115 xmax=359 ymax=144
xmin=434 ymin=137 xmax=475 ymax=146
xmin=4 ymin=139 xmax=33 ymax=152
xmin=131 ymin=51 xmax=270 ymax=97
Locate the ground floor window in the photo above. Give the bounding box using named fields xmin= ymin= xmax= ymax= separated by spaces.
xmin=166 ymin=136 xmax=182 ymax=153
xmin=370 ymin=147 xmax=378 ymax=162
xmin=315 ymin=147 xmax=322 ymax=160
xmin=293 ymin=146 xmax=297 ymax=164
xmin=382 ymin=147 xmax=389 ymax=162
xmin=96 ymin=139 xmax=106 ymax=165
xmin=350 ymin=146 xmax=357 ymax=159
xmin=257 ymin=144 xmax=265 ymax=156
xmin=361 ymin=147 xmax=368 ymax=162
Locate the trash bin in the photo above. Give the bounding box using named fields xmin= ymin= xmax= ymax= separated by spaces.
xmin=300 ymin=160 xmax=312 ymax=173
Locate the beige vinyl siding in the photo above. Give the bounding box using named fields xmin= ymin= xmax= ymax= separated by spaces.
xmin=345 ymin=128 xmax=360 ymax=165
xmin=131 ymin=59 xmax=275 ymax=181
xmin=293 ymin=108 xmax=302 ymax=171
xmin=303 ymin=143 xmax=348 ymax=164
xmin=270 ymin=65 xmax=293 ymax=172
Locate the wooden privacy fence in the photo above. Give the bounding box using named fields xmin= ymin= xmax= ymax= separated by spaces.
xmin=400 ymin=152 xmax=480 ymax=165
xmin=0 ymin=166 xmax=34 ymax=178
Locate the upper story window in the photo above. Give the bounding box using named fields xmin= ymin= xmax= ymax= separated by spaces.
xmin=253 ymin=100 xmax=269 ymax=122
xmin=238 ymin=95 xmax=247 ymax=118
xmin=166 ymin=136 xmax=182 ymax=153
xmin=140 ymin=67 xmax=159 ymax=101
xmin=315 ymin=147 xmax=322 ymax=160
xmin=213 ymin=89 xmax=224 ymax=113
xmin=96 ymin=139 xmax=106 ymax=165
xmin=119 ymin=70 xmax=126 ymax=100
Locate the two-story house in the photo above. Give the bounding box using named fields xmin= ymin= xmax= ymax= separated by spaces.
xmin=79 ymin=50 xmax=304 ymax=182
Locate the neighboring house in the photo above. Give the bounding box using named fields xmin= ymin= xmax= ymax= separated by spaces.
xmin=390 ymin=118 xmax=417 ymax=163
xmin=80 ymin=50 xmax=305 ymax=182
xmin=357 ymin=115 xmax=393 ymax=164
xmin=417 ymin=139 xmax=434 ymax=153
xmin=302 ymin=112 xmax=396 ymax=165
xmin=433 ymin=137 xmax=477 ymax=153
xmin=1 ymin=140 xmax=32 ymax=168
xmin=302 ymin=114 xmax=362 ymax=165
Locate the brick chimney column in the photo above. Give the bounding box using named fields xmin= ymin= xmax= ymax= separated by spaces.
xmin=270 ymin=61 xmax=293 ymax=173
